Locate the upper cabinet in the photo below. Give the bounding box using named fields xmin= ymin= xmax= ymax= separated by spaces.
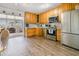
xmin=24 ymin=12 xmax=37 ymax=24
xmin=31 ymin=14 xmax=37 ymax=24
xmin=39 ymin=13 xmax=48 ymax=24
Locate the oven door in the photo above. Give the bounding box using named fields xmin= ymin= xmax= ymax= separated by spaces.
xmin=47 ymin=29 xmax=55 ymax=35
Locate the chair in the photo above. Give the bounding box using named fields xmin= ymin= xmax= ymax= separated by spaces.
xmin=0 ymin=41 xmax=3 ymax=55
xmin=0 ymin=29 xmax=9 ymax=54
xmin=0 ymin=29 xmax=9 ymax=55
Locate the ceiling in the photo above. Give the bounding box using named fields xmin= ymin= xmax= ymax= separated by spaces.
xmin=0 ymin=3 xmax=60 ymax=14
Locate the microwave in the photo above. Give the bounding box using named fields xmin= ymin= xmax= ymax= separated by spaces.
xmin=49 ymin=16 xmax=58 ymax=23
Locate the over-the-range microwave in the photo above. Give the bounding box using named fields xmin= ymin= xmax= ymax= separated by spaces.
xmin=49 ymin=16 xmax=58 ymax=23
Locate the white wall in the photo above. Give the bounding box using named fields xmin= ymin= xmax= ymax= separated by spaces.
xmin=0 ymin=6 xmax=24 ymax=33
xmin=0 ymin=7 xmax=24 ymax=17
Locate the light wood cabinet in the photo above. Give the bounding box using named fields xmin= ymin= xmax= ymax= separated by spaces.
xmin=24 ymin=29 xmax=27 ymax=37
xmin=35 ymin=28 xmax=43 ymax=36
xmin=26 ymin=28 xmax=36 ymax=37
xmin=24 ymin=13 xmax=31 ymax=23
xmin=39 ymin=15 xmax=42 ymax=23
xmin=39 ymin=13 xmax=48 ymax=24
xmin=31 ymin=14 xmax=37 ymax=24
xmin=25 ymin=28 xmax=43 ymax=37
xmin=24 ymin=12 xmax=37 ymax=24
xmin=56 ymin=29 xmax=61 ymax=41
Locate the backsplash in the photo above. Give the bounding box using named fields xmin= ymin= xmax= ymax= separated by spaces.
xmin=25 ymin=24 xmax=49 ymax=28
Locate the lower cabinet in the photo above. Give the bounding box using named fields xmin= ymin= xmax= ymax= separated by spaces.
xmin=25 ymin=28 xmax=36 ymax=37
xmin=24 ymin=28 xmax=43 ymax=37
xmin=61 ymin=33 xmax=79 ymax=49
xmin=35 ymin=28 xmax=43 ymax=37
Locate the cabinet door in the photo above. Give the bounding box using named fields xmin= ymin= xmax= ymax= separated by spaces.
xmin=25 ymin=13 xmax=31 ymax=23
xmin=39 ymin=13 xmax=48 ymax=24
xmin=71 ymin=10 xmax=79 ymax=34
xmin=26 ymin=28 xmax=35 ymax=37
xmin=35 ymin=28 xmax=43 ymax=36
xmin=61 ymin=11 xmax=71 ymax=33
xmin=24 ymin=13 xmax=37 ymax=24
xmin=39 ymin=14 xmax=44 ymax=24
xmin=31 ymin=14 xmax=37 ymax=24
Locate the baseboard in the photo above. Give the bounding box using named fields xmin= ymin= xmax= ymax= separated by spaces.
xmin=62 ymin=44 xmax=79 ymax=51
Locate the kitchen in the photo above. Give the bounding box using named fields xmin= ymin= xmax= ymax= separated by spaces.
xmin=24 ymin=3 xmax=79 ymax=51
xmin=0 ymin=3 xmax=79 ymax=56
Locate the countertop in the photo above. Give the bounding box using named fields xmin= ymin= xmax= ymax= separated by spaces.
xmin=25 ymin=27 xmax=48 ymax=29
